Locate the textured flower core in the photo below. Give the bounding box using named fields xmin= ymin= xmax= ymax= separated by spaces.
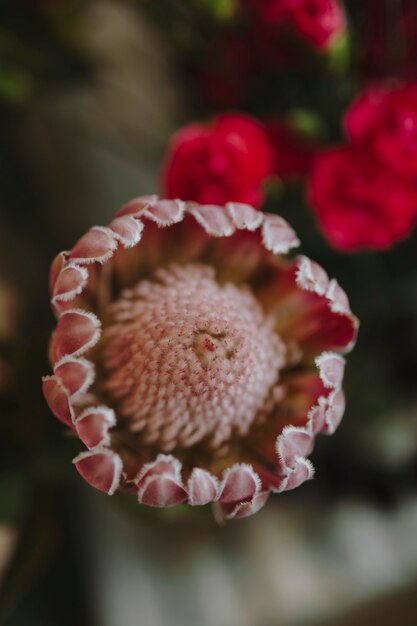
xmin=101 ymin=264 xmax=285 ymax=454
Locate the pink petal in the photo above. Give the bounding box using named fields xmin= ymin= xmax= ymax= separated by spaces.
xmin=323 ymin=388 xmax=346 ymax=434
xmin=49 ymin=251 xmax=67 ymax=294
xmin=108 ymin=216 xmax=143 ymax=247
xmin=52 ymin=264 xmax=88 ymax=304
xmin=262 ymin=214 xmax=300 ymax=254
xmin=326 ymin=279 xmax=351 ymax=315
xmin=54 ymin=357 xmax=94 ymax=398
xmin=219 ymin=464 xmax=260 ymax=504
xmin=141 ymin=199 xmax=186 ymax=226
xmin=187 ymin=468 xmax=218 ymax=506
xmin=269 ymin=260 xmax=357 ymax=353
xmin=73 ymin=449 xmax=122 ymax=495
xmin=296 ymin=256 xmax=329 ymax=296
xmin=54 ymin=310 xmax=101 ymax=361
xmin=226 ymin=202 xmax=263 ymax=231
xmin=75 ymin=406 xmax=116 ymax=449
xmin=189 ymin=204 xmax=235 ymax=237
xmin=138 ymin=475 xmax=187 ymax=507
xmin=308 ymin=399 xmax=327 ymax=435
xmin=223 ymin=491 xmax=270 ymax=520
xmin=316 ymin=352 xmax=345 ymax=388
xmin=280 ymin=458 xmax=315 ymax=492
xmin=136 ymin=454 xmax=182 ymax=486
xmin=42 ymin=375 xmax=74 ymax=426
xmin=276 ymin=427 xmax=314 ymax=469
xmin=116 ymin=195 xmax=158 ymax=218
xmin=69 ymin=227 xmax=117 ymax=264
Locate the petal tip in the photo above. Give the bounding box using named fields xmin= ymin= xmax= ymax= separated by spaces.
xmin=73 ymin=449 xmax=123 ymax=495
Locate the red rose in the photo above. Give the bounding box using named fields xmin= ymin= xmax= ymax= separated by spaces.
xmin=252 ymin=0 xmax=346 ymax=50
xmin=267 ymin=121 xmax=317 ymax=178
xmin=287 ymin=0 xmax=346 ymax=50
xmin=345 ymin=82 xmax=417 ymax=179
xmin=308 ymin=147 xmax=417 ymax=251
xmin=162 ymin=114 xmax=274 ymax=207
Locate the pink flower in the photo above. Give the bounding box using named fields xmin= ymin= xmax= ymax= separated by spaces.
xmin=288 ymin=0 xmax=346 ymax=50
xmin=309 ymin=147 xmax=417 ymax=251
xmin=162 ymin=114 xmax=274 ymax=208
xmin=252 ymin=0 xmax=347 ymax=50
xmin=43 ymin=196 xmax=357 ymax=520
xmin=345 ymin=82 xmax=417 ymax=180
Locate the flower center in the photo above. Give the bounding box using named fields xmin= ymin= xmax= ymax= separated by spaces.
xmin=101 ymin=264 xmax=285 ymax=453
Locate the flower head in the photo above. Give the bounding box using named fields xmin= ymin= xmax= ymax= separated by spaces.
xmin=251 ymin=0 xmax=347 ymax=51
xmin=287 ymin=0 xmax=347 ymax=50
xmin=43 ymin=197 xmax=357 ymax=520
xmin=162 ymin=114 xmax=274 ymax=208
xmin=345 ymin=82 xmax=417 ymax=179
xmin=309 ymin=147 xmax=417 ymax=251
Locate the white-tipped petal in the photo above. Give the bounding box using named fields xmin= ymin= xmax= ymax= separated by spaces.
xmin=262 ymin=214 xmax=300 ymax=254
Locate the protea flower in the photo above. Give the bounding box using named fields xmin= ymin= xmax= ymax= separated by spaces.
xmin=43 ymin=197 xmax=357 ymax=520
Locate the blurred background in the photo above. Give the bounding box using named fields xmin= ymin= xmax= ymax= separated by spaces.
xmin=0 ymin=1 xmax=417 ymax=625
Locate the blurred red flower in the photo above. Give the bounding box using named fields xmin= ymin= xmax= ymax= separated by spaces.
xmin=287 ymin=0 xmax=347 ymax=50
xmin=162 ymin=114 xmax=274 ymax=207
xmin=345 ymin=82 xmax=417 ymax=179
xmin=309 ymin=147 xmax=417 ymax=251
xmin=253 ymin=0 xmax=346 ymax=50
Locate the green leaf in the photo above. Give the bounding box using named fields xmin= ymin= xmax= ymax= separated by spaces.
xmin=286 ymin=108 xmax=326 ymax=139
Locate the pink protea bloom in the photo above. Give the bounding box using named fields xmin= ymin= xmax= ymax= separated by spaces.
xmin=43 ymin=197 xmax=358 ymax=520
